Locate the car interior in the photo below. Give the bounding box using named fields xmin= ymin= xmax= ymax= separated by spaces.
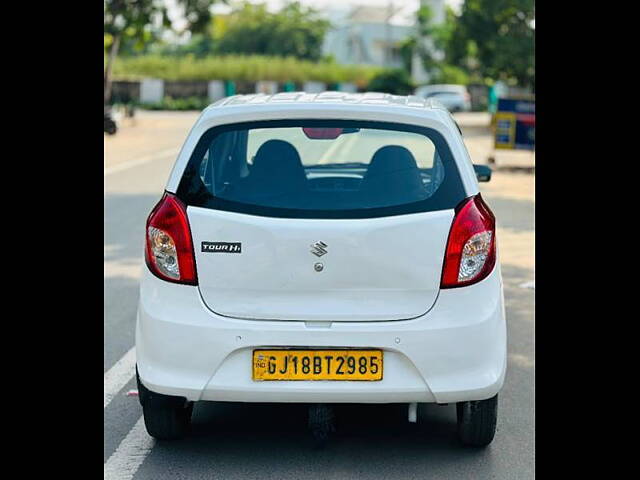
xmin=195 ymin=129 xmax=446 ymax=210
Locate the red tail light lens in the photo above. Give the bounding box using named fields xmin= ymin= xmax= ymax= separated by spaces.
xmin=441 ymin=194 xmax=496 ymax=288
xmin=144 ymin=192 xmax=198 ymax=285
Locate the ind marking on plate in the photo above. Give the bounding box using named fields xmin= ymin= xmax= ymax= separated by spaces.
xmin=201 ymin=242 xmax=242 ymax=253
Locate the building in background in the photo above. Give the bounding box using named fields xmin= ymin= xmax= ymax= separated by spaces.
xmin=322 ymin=1 xmax=445 ymax=84
xmin=322 ymin=5 xmax=413 ymax=69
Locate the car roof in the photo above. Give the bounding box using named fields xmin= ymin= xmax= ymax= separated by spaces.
xmin=207 ymin=91 xmax=448 ymax=111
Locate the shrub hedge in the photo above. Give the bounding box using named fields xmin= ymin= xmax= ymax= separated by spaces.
xmin=111 ymin=54 xmax=382 ymax=87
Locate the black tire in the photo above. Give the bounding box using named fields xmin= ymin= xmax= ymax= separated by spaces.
xmin=456 ymin=394 xmax=498 ymax=447
xmin=142 ymin=402 xmax=193 ymax=441
xmin=137 ymin=368 xmax=192 ymax=440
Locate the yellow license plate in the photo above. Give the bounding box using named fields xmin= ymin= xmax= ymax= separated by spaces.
xmin=252 ymin=349 xmax=383 ymax=381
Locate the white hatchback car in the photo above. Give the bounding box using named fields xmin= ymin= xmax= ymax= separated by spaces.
xmin=136 ymin=92 xmax=506 ymax=447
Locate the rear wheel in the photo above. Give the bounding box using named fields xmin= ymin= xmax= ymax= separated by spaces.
xmin=456 ymin=394 xmax=498 ymax=447
xmin=137 ymin=368 xmax=192 ymax=440
xmin=142 ymin=403 xmax=193 ymax=441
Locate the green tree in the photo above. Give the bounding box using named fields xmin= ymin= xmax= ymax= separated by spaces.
xmin=104 ymin=0 xmax=221 ymax=103
xmin=430 ymin=64 xmax=469 ymax=85
xmin=414 ymin=5 xmax=439 ymax=72
xmin=145 ymin=14 xmax=230 ymax=57
xmin=398 ymin=36 xmax=416 ymax=74
xmin=214 ymin=2 xmax=330 ymax=61
xmin=403 ymin=4 xmax=464 ymax=85
xmin=449 ymin=0 xmax=534 ymax=88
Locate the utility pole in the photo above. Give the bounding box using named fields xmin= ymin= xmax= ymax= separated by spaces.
xmin=385 ymin=1 xmax=393 ymax=66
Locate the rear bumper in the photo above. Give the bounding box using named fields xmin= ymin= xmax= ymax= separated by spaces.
xmin=136 ymin=265 xmax=506 ymax=404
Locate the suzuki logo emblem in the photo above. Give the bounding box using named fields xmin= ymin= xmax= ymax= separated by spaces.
xmin=310 ymin=241 xmax=328 ymax=257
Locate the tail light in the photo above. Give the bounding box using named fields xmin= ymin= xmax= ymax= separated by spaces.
xmin=441 ymin=194 xmax=496 ymax=288
xmin=144 ymin=192 xmax=198 ymax=285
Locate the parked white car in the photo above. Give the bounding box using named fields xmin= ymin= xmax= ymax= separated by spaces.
xmin=136 ymin=92 xmax=506 ymax=447
xmin=414 ymin=84 xmax=472 ymax=112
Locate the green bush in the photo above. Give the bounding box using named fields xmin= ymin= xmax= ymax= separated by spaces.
xmin=111 ymin=54 xmax=382 ymax=88
xmin=137 ymin=96 xmax=212 ymax=111
xmin=367 ymin=69 xmax=415 ymax=95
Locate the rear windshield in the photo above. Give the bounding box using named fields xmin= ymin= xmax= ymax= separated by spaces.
xmin=177 ymin=120 xmax=466 ymax=219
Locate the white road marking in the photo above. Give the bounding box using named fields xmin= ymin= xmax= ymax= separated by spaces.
xmin=519 ymin=280 xmax=535 ymax=289
xmin=104 ymin=346 xmax=137 ymax=408
xmin=104 ymin=147 xmax=180 ymax=176
xmin=104 ymin=416 xmax=154 ymax=480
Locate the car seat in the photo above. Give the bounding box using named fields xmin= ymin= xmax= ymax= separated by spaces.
xmin=360 ymin=145 xmax=427 ymax=207
xmin=240 ymin=139 xmax=308 ymax=205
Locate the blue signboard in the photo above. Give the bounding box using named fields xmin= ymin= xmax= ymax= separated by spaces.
xmin=494 ymin=98 xmax=535 ymax=150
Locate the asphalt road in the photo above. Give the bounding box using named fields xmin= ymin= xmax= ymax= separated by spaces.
xmin=104 ymin=111 xmax=534 ymax=479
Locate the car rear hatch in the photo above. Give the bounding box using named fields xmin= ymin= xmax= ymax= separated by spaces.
xmin=189 ymin=207 xmax=454 ymax=321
